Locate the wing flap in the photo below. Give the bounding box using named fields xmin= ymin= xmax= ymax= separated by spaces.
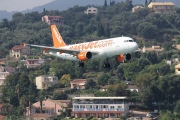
xmin=24 ymin=43 xmax=98 ymax=54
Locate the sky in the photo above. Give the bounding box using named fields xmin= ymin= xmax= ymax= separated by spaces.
xmin=0 ymin=0 xmax=55 ymax=12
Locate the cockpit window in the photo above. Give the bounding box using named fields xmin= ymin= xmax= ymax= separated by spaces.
xmin=124 ymin=40 xmax=134 ymax=42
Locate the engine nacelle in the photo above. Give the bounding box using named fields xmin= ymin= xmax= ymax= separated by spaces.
xmin=117 ymin=53 xmax=131 ymax=62
xmin=77 ymin=51 xmax=92 ymax=61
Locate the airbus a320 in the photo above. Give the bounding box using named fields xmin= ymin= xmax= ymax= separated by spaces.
xmin=24 ymin=24 xmax=138 ymax=68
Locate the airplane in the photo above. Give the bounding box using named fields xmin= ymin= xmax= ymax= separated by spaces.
xmin=24 ymin=24 xmax=138 ymax=68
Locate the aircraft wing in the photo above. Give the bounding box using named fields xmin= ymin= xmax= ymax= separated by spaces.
xmin=24 ymin=43 xmax=98 ymax=54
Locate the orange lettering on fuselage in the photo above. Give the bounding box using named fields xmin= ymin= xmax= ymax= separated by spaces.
xmin=69 ymin=39 xmax=113 ymax=50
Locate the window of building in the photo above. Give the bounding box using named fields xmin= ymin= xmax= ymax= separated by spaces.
xmin=58 ymin=109 xmax=61 ymax=112
xmin=110 ymin=106 xmax=114 ymax=109
xmin=42 ymin=104 xmax=45 ymax=107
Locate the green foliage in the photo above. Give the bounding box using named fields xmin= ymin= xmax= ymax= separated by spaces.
xmin=97 ymin=73 xmax=110 ymax=85
xmin=107 ymin=83 xmax=128 ymax=96
xmin=174 ymin=100 xmax=180 ymax=116
xmin=52 ymin=91 xmax=68 ymax=100
xmin=85 ymin=79 xmax=97 ymax=89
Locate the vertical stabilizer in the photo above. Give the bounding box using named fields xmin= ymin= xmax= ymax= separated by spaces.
xmin=51 ymin=24 xmax=66 ymax=48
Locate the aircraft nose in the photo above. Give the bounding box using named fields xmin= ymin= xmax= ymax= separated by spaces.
xmin=134 ymin=42 xmax=138 ymax=50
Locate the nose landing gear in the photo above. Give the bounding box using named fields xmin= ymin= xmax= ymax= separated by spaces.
xmin=78 ymin=61 xmax=84 ymax=67
xmin=103 ymin=58 xmax=110 ymax=68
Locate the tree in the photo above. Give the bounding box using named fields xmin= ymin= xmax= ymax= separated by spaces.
xmin=107 ymin=83 xmax=128 ymax=96
xmin=60 ymin=74 xmax=71 ymax=87
xmin=19 ymin=73 xmax=31 ymax=97
xmin=137 ymin=22 xmax=158 ymax=39
xmin=98 ymin=73 xmax=110 ymax=86
xmin=145 ymin=0 xmax=148 ymax=6
xmin=97 ymin=22 xmax=105 ymax=37
xmin=104 ymin=0 xmax=108 ymax=7
xmin=174 ymin=100 xmax=180 ymax=117
xmin=149 ymin=0 xmax=152 ymax=4
xmin=135 ymin=73 xmax=154 ymax=107
xmin=105 ymin=23 xmax=110 ymax=38
xmin=52 ymin=91 xmax=68 ymax=100
xmin=85 ymin=79 xmax=97 ymax=89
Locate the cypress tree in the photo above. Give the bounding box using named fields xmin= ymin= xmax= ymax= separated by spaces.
xmin=145 ymin=0 xmax=148 ymax=6
xmin=104 ymin=0 xmax=108 ymax=7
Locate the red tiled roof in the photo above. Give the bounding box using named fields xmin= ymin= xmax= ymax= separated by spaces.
xmin=30 ymin=113 xmax=53 ymax=118
xmin=0 ymin=115 xmax=5 ymax=120
xmin=71 ymin=79 xmax=87 ymax=83
xmin=0 ymin=104 xmax=4 ymax=107
xmin=48 ymin=16 xmax=62 ymax=18
xmin=11 ymin=45 xmax=24 ymax=50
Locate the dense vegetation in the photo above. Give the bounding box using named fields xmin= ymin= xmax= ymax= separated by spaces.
xmin=0 ymin=0 xmax=180 ymax=119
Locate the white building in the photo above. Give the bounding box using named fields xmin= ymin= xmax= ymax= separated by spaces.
xmin=148 ymin=2 xmax=175 ymax=14
xmin=36 ymin=75 xmax=58 ymax=89
xmin=132 ymin=5 xmax=144 ymax=12
xmin=0 ymin=66 xmax=15 ymax=85
xmin=71 ymin=97 xmax=129 ymax=118
xmin=84 ymin=7 xmax=98 ymax=14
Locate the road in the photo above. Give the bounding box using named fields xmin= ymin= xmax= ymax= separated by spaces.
xmin=127 ymin=110 xmax=153 ymax=120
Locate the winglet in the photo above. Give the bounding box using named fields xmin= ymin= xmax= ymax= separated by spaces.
xmin=51 ymin=24 xmax=66 ymax=48
xmin=23 ymin=43 xmax=27 ymax=47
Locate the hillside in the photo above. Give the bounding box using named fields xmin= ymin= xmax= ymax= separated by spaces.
xmin=1 ymin=0 xmax=180 ymax=21
xmin=23 ymin=0 xmax=180 ymax=13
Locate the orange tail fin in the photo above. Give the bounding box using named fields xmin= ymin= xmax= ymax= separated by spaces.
xmin=51 ymin=24 xmax=66 ymax=48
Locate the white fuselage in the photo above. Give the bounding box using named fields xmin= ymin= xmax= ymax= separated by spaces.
xmin=49 ymin=36 xmax=138 ymax=61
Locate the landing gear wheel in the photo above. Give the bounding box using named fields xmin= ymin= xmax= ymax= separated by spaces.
xmin=78 ymin=62 xmax=84 ymax=67
xmin=103 ymin=58 xmax=110 ymax=68
xmin=103 ymin=63 xmax=110 ymax=68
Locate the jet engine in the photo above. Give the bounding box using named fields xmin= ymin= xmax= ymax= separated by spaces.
xmin=77 ymin=51 xmax=92 ymax=61
xmin=117 ymin=53 xmax=131 ymax=62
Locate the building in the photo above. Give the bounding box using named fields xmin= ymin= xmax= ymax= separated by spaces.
xmin=71 ymin=97 xmax=129 ymax=118
xmin=42 ymin=15 xmax=64 ymax=25
xmin=126 ymin=85 xmax=138 ymax=92
xmin=26 ymin=99 xmax=71 ymax=116
xmin=142 ymin=46 xmax=164 ymax=56
xmin=70 ymin=79 xmax=87 ymax=89
xmin=148 ymin=2 xmax=175 ymax=14
xmin=84 ymin=7 xmax=98 ymax=14
xmin=36 ymin=75 xmax=58 ymax=89
xmin=175 ymin=64 xmax=180 ymax=75
xmin=20 ymin=58 xmax=51 ymax=68
xmin=99 ymin=85 xmax=109 ymax=92
xmin=26 ymin=114 xmax=53 ymax=120
xmin=10 ymin=45 xmax=30 ymax=59
xmin=0 ymin=104 xmax=12 ymax=114
xmin=132 ymin=5 xmax=144 ymax=12
xmin=0 ymin=66 xmax=15 ymax=85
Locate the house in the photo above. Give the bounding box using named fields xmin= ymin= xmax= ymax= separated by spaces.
xmin=175 ymin=64 xmax=180 ymax=75
xmin=142 ymin=45 xmax=164 ymax=56
xmin=20 ymin=58 xmax=51 ymax=68
xmin=0 ymin=115 xmax=6 ymax=120
xmin=71 ymin=97 xmax=129 ymax=118
xmin=99 ymin=85 xmax=109 ymax=91
xmin=126 ymin=85 xmax=138 ymax=92
xmin=36 ymin=75 xmax=58 ymax=89
xmin=70 ymin=79 xmax=87 ymax=89
xmin=25 ymin=113 xmax=54 ymax=120
xmin=0 ymin=66 xmax=15 ymax=85
xmin=132 ymin=5 xmax=144 ymax=12
xmin=10 ymin=45 xmax=30 ymax=59
xmin=148 ymin=2 xmax=175 ymax=14
xmin=42 ymin=15 xmax=64 ymax=25
xmin=0 ymin=104 xmax=12 ymax=114
xmin=84 ymin=7 xmax=98 ymax=14
xmin=26 ymin=99 xmax=71 ymax=117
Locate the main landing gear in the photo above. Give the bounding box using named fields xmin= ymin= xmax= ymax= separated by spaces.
xmin=103 ymin=58 xmax=110 ymax=68
xmin=78 ymin=61 xmax=84 ymax=67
